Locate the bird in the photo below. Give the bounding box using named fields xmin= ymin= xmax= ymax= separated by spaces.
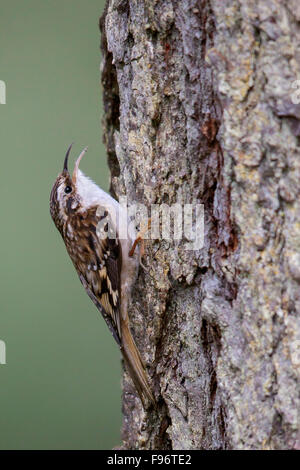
xmin=50 ymin=143 xmax=155 ymax=407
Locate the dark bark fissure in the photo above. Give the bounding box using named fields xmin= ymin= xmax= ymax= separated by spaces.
xmin=100 ymin=6 xmax=121 ymax=197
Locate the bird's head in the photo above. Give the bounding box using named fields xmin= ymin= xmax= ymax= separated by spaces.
xmin=50 ymin=143 xmax=88 ymax=233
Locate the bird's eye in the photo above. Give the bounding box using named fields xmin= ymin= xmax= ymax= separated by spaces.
xmin=65 ymin=186 xmax=72 ymax=194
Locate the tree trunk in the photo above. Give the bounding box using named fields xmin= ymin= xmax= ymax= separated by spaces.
xmin=100 ymin=0 xmax=300 ymax=450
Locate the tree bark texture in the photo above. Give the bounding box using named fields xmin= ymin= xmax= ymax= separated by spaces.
xmin=100 ymin=0 xmax=300 ymax=449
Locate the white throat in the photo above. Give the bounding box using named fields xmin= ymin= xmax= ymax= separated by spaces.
xmin=76 ymin=170 xmax=118 ymax=210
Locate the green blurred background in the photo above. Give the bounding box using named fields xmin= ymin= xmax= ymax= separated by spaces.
xmin=0 ymin=0 xmax=123 ymax=449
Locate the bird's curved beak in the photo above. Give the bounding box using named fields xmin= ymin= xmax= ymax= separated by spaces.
xmin=63 ymin=143 xmax=73 ymax=175
xmin=72 ymin=146 xmax=88 ymax=185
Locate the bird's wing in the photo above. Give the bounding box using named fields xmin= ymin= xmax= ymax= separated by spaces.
xmin=67 ymin=206 xmax=122 ymax=341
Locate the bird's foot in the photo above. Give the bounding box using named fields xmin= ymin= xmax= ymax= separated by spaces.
xmin=129 ymin=218 xmax=151 ymax=270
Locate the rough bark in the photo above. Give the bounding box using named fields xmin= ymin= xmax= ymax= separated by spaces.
xmin=100 ymin=0 xmax=300 ymax=450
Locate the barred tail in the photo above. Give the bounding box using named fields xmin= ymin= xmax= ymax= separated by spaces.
xmin=120 ymin=322 xmax=155 ymax=407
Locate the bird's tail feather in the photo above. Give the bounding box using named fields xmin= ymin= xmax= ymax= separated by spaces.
xmin=120 ymin=322 xmax=155 ymax=407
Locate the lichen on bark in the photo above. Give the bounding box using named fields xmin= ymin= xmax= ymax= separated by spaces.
xmin=100 ymin=0 xmax=300 ymax=450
